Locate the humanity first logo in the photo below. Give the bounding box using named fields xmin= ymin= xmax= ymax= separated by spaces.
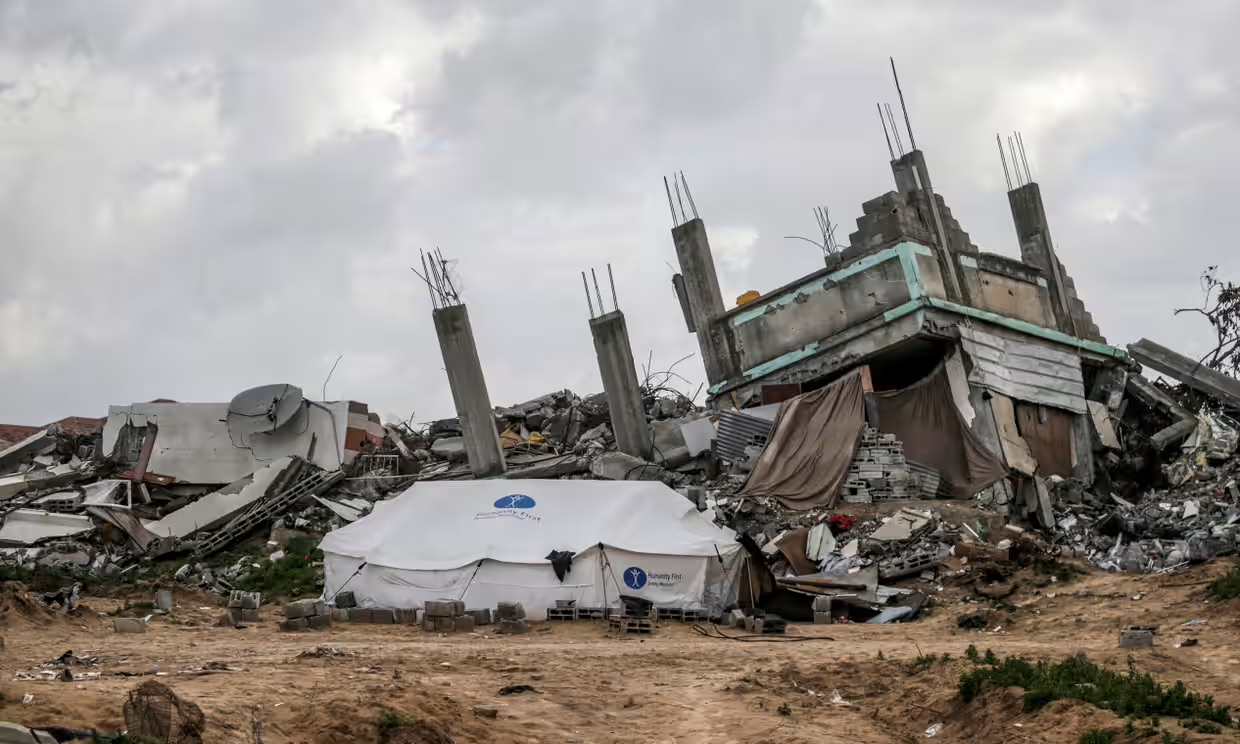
xmin=623 ymin=567 xmax=647 ymax=589
xmin=623 ymin=566 xmax=682 ymax=590
xmin=474 ymin=494 xmax=542 ymax=522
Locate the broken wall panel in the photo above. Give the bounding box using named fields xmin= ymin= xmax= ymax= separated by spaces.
xmin=988 ymin=393 xmax=1037 ymax=476
xmin=1014 ymin=402 xmax=1075 ymax=478
xmin=959 ymin=326 xmax=1086 ymax=413
xmin=100 ymin=401 xmax=351 ymax=484
xmin=146 ymin=456 xmax=298 ymax=539
xmin=0 ymin=510 xmax=94 ymax=546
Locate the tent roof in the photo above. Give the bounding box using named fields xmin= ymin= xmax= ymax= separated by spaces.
xmin=317 ymin=479 xmax=737 ymax=571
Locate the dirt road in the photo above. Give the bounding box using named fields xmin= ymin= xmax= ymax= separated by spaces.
xmin=1 ymin=563 xmax=1238 ymax=743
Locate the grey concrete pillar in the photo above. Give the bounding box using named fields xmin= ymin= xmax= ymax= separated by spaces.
xmin=671 ymin=218 xmax=731 ymax=385
xmin=590 ymin=311 xmax=653 ymax=460
xmin=432 ymin=304 xmax=505 ymax=477
xmin=1008 ymin=182 xmax=1076 ymax=336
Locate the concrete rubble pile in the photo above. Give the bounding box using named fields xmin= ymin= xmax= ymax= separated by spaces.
xmin=405 ymin=386 xmax=722 ymax=490
xmin=0 ymin=390 xmax=406 ymax=595
xmin=1044 ymin=425 xmax=1240 ymax=572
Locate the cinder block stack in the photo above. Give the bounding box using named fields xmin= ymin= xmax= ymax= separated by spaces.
xmin=842 ymin=427 xmax=911 ymax=503
xmin=422 ymin=599 xmax=471 ymax=633
xmin=225 ymin=590 xmax=261 ymax=624
xmin=281 ymin=598 xmax=332 ymax=631
xmin=496 ymin=601 xmax=528 ymax=634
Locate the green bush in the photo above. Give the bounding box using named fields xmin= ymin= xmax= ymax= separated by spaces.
xmin=958 ymin=652 xmax=1231 ymax=725
xmin=236 ymin=537 xmax=323 ymax=599
xmin=1208 ymin=564 xmax=1240 ymax=600
xmin=1079 ymin=729 xmax=1114 ymax=744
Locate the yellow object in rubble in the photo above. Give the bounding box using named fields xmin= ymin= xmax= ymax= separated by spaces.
xmin=736 ymin=290 xmax=760 ymax=306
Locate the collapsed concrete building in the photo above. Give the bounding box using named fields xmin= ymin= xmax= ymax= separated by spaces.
xmin=669 ymin=144 xmax=1125 ymax=497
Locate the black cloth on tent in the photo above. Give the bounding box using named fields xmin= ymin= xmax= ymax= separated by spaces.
xmin=545 ymin=550 xmax=576 ymax=582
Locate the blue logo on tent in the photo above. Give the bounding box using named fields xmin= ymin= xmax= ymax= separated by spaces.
xmin=493 ymin=494 xmax=536 ymax=509
xmin=623 ymin=567 xmax=648 ymax=590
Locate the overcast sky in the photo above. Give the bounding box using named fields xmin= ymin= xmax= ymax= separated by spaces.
xmin=2 ymin=1 xmax=1238 ymax=426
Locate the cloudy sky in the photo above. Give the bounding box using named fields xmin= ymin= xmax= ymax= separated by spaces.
xmin=2 ymin=0 xmax=1238 ymax=426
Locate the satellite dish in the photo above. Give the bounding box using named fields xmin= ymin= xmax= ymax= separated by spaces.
xmin=226 ymin=383 xmax=305 ymax=442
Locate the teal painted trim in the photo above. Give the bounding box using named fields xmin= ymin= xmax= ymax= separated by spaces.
xmin=1036 ymin=277 xmax=1048 ymax=288
xmin=896 ymin=243 xmax=926 ymax=301
xmin=708 ymin=298 xmax=928 ymax=395
xmin=731 ymin=244 xmax=923 ymax=327
xmin=926 ymin=298 xmax=1126 ymax=358
xmin=958 ymin=255 xmax=978 ymax=269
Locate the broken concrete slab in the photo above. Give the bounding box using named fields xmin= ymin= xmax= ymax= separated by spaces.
xmin=0 ymin=511 xmax=94 ymax=546
xmin=113 ymin=617 xmax=146 ymax=634
xmin=1128 ymin=338 xmax=1240 ymax=411
xmin=589 ymin=451 xmax=665 ymax=481
xmin=430 ymin=437 xmax=468 ymax=462
xmin=869 ymin=509 xmax=931 ymax=541
xmin=0 ymin=429 xmax=53 ymax=475
xmin=147 ymin=456 xmax=297 ymax=539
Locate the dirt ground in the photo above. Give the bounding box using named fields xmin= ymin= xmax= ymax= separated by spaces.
xmin=0 ymin=562 xmax=1238 ymax=743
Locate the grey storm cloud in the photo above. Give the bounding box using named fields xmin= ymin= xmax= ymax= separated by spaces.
xmin=1 ymin=0 xmax=1238 ymax=426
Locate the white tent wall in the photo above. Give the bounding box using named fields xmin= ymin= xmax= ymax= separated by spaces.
xmin=317 ymin=479 xmax=744 ymax=619
xmin=322 ymin=546 xmax=743 ymax=620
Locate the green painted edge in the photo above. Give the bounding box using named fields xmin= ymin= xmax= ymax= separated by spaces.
xmin=957 ymin=255 xmax=978 ymax=269
xmin=730 ymin=243 xmax=928 ymax=327
xmin=925 ymin=298 xmax=1126 ymax=358
xmin=708 ymin=298 xmax=928 ymax=395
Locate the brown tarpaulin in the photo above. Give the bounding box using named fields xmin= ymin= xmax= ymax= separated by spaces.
xmin=874 ymin=363 xmax=1009 ymax=498
xmin=739 ymin=371 xmax=866 ymax=511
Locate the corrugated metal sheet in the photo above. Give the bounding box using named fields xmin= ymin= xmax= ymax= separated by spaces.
xmin=959 ymin=326 xmax=1086 ymax=413
xmin=716 ymin=411 xmax=774 ymax=463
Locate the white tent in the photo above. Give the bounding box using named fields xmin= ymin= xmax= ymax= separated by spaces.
xmin=317 ymin=479 xmax=743 ymax=620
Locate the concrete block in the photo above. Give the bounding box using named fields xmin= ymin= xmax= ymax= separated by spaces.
xmin=280 ymin=618 xmax=309 ymax=632
xmin=729 ymin=609 xmax=745 ymax=627
xmin=454 ymin=615 xmax=476 ymax=633
xmin=154 ymin=589 xmax=173 ymax=612
xmin=467 ymin=609 xmax=492 ymax=626
xmin=743 ymin=616 xmax=755 ymax=632
xmin=240 ymin=609 xmax=260 ymax=622
xmin=371 ymin=608 xmax=396 ymax=624
xmin=498 ymin=619 xmax=529 ymax=634
xmin=241 ymin=592 xmax=261 ymax=610
xmin=347 ymin=608 xmax=373 ymax=623
xmin=113 ymin=618 xmax=146 ymax=634
xmin=334 ymin=591 xmax=357 ymax=609
xmin=422 ymin=618 xmax=435 ymax=632
xmin=433 ymin=616 xmax=455 ymax=633
xmin=753 ymin=618 xmax=765 ymax=634
xmin=425 ymin=600 xmax=459 ymax=618
xmin=395 ymin=608 xmax=418 ymax=624
xmin=285 ymin=599 xmax=317 ymax=619
xmin=313 ymin=600 xmax=328 ymax=617
xmin=497 ymin=601 xmax=526 ymax=621
xmin=811 ymin=596 xmax=832 ymax=613
xmin=813 ymin=612 xmax=832 ymax=625
xmin=331 ymin=608 xmax=349 ymax=623
xmin=307 ymin=614 xmax=332 ymax=629
xmin=1119 ymin=628 xmax=1154 ymax=648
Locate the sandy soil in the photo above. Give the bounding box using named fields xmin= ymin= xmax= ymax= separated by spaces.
xmin=0 ymin=563 xmax=1238 ymax=744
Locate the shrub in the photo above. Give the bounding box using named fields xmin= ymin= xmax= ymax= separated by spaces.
xmin=958 ymin=652 xmax=1231 ymax=725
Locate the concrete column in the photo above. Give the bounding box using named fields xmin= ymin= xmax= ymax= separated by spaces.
xmin=590 ymin=311 xmax=653 ymax=460
xmin=432 ymin=304 xmax=505 ymax=477
xmin=1008 ymin=182 xmax=1076 ymax=336
xmin=891 ymin=149 xmax=965 ymax=304
xmin=671 ymin=218 xmax=731 ymax=385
